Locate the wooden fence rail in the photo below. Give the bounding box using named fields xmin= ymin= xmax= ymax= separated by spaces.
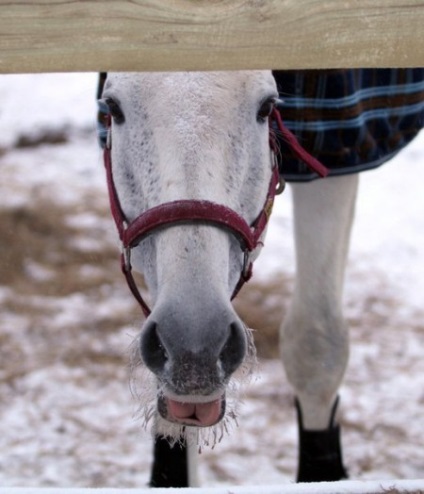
xmin=1 ymin=0 xmax=424 ymax=74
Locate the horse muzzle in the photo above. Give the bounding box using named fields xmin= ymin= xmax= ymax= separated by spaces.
xmin=139 ymin=295 xmax=247 ymax=427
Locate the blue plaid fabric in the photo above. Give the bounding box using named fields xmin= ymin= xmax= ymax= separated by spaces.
xmin=273 ymin=69 xmax=424 ymax=181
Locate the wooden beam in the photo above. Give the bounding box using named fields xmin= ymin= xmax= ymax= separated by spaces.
xmin=0 ymin=0 xmax=424 ymax=74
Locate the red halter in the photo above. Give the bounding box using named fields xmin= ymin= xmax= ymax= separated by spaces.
xmin=103 ymin=109 xmax=327 ymax=317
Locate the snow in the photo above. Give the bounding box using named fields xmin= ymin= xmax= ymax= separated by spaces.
xmin=0 ymin=74 xmax=423 ymax=489
xmin=0 ymin=478 xmax=423 ymax=493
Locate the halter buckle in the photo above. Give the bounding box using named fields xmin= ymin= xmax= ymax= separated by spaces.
xmin=122 ymin=244 xmax=131 ymax=272
xmin=276 ymin=176 xmax=286 ymax=195
xmin=271 ymin=150 xmax=285 ymax=195
xmin=242 ymin=250 xmax=250 ymax=280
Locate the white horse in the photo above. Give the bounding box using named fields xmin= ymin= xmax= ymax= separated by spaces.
xmin=100 ymin=71 xmax=355 ymax=486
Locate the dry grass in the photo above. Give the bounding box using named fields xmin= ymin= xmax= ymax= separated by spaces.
xmin=234 ymin=275 xmax=292 ymax=358
xmin=0 ymin=196 xmax=135 ymax=383
xmin=0 ymin=201 xmax=118 ymax=295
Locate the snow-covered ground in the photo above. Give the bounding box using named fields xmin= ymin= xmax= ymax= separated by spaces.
xmin=0 ymin=74 xmax=422 ymax=488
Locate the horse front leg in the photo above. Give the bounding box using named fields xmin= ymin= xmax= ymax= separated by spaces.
xmin=281 ymin=174 xmax=359 ymax=482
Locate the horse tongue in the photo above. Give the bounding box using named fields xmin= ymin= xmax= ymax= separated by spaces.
xmin=167 ymin=398 xmax=223 ymax=427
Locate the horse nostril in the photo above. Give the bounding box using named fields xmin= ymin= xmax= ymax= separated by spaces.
xmin=140 ymin=320 xmax=168 ymax=373
xmin=219 ymin=321 xmax=247 ymax=376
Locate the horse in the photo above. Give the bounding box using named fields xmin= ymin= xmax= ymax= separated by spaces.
xmin=97 ymin=69 xmax=424 ymax=487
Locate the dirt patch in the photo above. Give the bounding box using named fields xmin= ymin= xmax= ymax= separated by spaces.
xmin=234 ymin=275 xmax=292 ymax=358
xmin=0 ymin=200 xmax=118 ymax=296
xmin=14 ymin=128 xmax=70 ymax=149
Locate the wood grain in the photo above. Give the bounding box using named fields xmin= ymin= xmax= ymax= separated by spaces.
xmin=0 ymin=0 xmax=423 ymax=73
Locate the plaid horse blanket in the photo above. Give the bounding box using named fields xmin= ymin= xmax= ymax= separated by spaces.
xmin=97 ymin=69 xmax=424 ymax=182
xmin=273 ymin=69 xmax=424 ymax=181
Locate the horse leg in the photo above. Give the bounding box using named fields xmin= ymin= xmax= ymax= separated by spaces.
xmin=281 ymin=174 xmax=359 ymax=482
xmin=149 ymin=430 xmax=199 ymax=487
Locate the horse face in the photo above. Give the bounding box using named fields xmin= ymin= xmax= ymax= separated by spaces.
xmin=102 ymin=72 xmax=277 ymax=430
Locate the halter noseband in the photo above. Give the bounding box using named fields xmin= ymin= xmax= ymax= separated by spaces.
xmin=103 ymin=109 xmax=327 ymax=317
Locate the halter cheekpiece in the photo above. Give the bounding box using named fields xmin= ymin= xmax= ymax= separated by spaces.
xmin=103 ymin=109 xmax=328 ymax=317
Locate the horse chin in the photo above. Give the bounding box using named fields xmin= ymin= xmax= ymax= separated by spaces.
xmin=158 ymin=394 xmax=226 ymax=428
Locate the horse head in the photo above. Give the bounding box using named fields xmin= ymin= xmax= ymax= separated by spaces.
xmin=100 ymin=71 xmax=279 ymax=436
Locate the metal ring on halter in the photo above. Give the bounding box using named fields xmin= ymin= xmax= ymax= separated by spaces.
xmin=276 ymin=176 xmax=286 ymax=195
xmin=122 ymin=245 xmax=132 ymax=271
xmin=242 ymin=250 xmax=251 ymax=279
xmin=271 ymin=150 xmax=285 ymax=195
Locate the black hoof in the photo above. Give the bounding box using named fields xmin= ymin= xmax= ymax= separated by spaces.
xmin=149 ymin=434 xmax=189 ymax=487
xmin=296 ymin=397 xmax=348 ymax=482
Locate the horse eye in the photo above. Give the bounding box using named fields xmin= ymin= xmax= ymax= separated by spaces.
xmin=257 ymin=99 xmax=275 ymax=123
xmin=105 ymin=97 xmax=125 ymax=124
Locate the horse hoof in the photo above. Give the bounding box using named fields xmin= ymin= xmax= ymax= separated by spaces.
xmin=296 ymin=398 xmax=348 ymax=482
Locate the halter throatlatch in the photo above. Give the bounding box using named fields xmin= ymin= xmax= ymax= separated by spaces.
xmin=103 ymin=109 xmax=328 ymax=317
